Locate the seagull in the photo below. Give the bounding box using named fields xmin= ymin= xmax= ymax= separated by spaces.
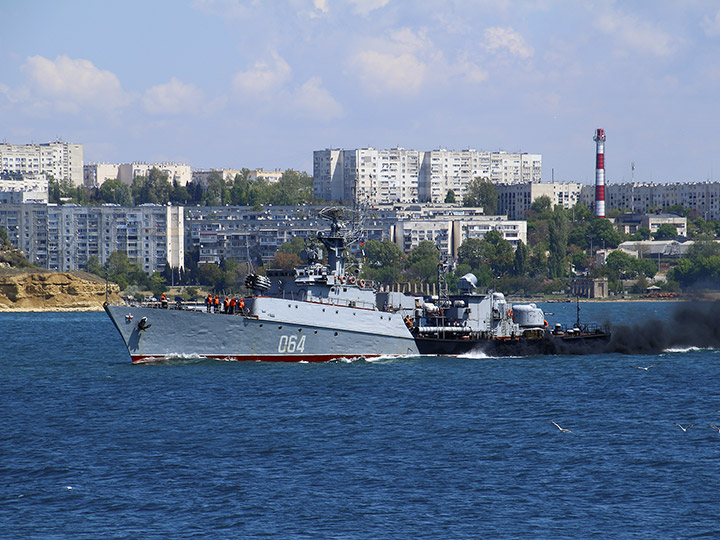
xmin=551 ymin=420 xmax=573 ymax=433
xmin=633 ymin=365 xmax=655 ymax=370
xmin=674 ymin=423 xmax=694 ymax=432
xmin=710 ymin=425 xmax=720 ymax=434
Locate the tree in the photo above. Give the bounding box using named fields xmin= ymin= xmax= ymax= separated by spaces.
xmin=479 ymin=230 xmax=514 ymax=276
xmin=457 ymin=238 xmax=486 ymax=269
xmin=99 ymin=179 xmax=133 ymax=206
xmin=548 ymin=206 xmax=568 ymax=278
xmin=512 ymin=240 xmax=529 ymax=276
xmin=445 ymin=189 xmax=456 ymax=203
xmin=653 ymin=223 xmax=678 ymax=240
xmin=463 ymin=177 xmax=497 ymax=214
xmin=404 ymin=240 xmax=439 ymax=283
xmin=530 ymin=195 xmax=552 ymax=215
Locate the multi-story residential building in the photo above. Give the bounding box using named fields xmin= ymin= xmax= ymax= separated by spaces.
xmin=496 ymin=182 xmax=583 ymax=219
xmin=579 ymin=182 xmax=720 ymax=220
xmin=0 ymin=203 xmax=183 ymax=274
xmin=314 ymin=148 xmax=542 ymax=205
xmin=0 ymin=172 xmax=49 ymax=204
xmin=191 ymin=169 xmax=245 ymax=186
xmin=0 ymin=141 xmax=83 ymax=185
xmin=83 ymin=163 xmax=120 ymax=188
xmin=391 ymin=216 xmax=527 ymax=256
xmin=117 ymin=162 xmax=192 ymax=186
xmin=248 ymin=169 xmax=283 ymax=184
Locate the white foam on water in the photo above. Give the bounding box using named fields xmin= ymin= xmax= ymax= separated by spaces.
xmin=662 ymin=346 xmax=710 ymax=354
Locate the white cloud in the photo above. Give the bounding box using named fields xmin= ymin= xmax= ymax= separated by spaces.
xmin=483 ymin=27 xmax=534 ymax=59
xmin=351 ymin=50 xmax=428 ymax=96
xmin=595 ymin=8 xmax=677 ymax=57
xmin=702 ymin=9 xmax=720 ymax=37
xmin=142 ymin=77 xmax=204 ymax=115
xmin=348 ymin=0 xmax=390 ymax=16
xmin=349 ymin=28 xmax=486 ymax=96
xmin=313 ymin=0 xmax=329 ymax=14
xmin=21 ymin=55 xmax=129 ymax=112
xmin=232 ymin=52 xmax=292 ymax=98
xmin=291 ymin=76 xmax=344 ymax=120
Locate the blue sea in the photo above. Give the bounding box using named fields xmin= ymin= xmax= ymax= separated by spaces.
xmin=2 ymin=301 xmax=720 ymax=539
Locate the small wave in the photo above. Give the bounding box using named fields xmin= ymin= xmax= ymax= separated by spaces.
xmin=662 ymin=346 xmax=710 ymax=354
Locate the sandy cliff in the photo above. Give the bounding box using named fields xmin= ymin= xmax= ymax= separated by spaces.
xmin=0 ymin=270 xmax=120 ymax=311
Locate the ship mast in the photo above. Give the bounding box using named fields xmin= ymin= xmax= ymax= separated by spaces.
xmin=317 ymin=207 xmax=362 ymax=276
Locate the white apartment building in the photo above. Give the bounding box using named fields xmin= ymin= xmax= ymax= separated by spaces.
xmin=0 ymin=141 xmax=83 ymax=186
xmin=0 ymin=172 xmax=49 ymax=203
xmin=84 ymin=163 xmax=120 ymax=188
xmin=248 ymin=169 xmax=283 ymax=184
xmin=191 ymin=169 xmax=245 ymax=186
xmin=118 ymin=162 xmax=192 ymax=186
xmin=579 ymin=181 xmax=720 ymax=220
xmin=0 ymin=203 xmax=184 ymax=275
xmin=314 ymin=148 xmax=542 ymax=205
xmin=497 ymin=182 xmax=583 ymax=219
xmin=391 ymin=216 xmax=527 ymax=256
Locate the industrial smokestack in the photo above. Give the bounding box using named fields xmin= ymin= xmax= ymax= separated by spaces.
xmin=594 ymin=128 xmax=606 ymax=218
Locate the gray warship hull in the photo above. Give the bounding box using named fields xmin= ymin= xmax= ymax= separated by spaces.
xmin=105 ymin=299 xmax=420 ymax=363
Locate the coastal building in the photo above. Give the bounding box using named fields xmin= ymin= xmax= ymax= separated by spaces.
xmin=83 ymin=163 xmax=120 ymax=188
xmin=117 ymin=162 xmax=192 ymax=186
xmin=191 ymin=169 xmax=245 ymax=186
xmin=569 ymin=277 xmax=609 ymax=299
xmin=314 ymin=148 xmax=542 ymax=205
xmin=0 ymin=141 xmax=83 ymax=186
xmin=0 ymin=172 xmax=49 ymax=204
xmin=496 ymin=182 xmax=583 ymax=219
xmin=613 ymin=213 xmax=687 ymax=237
xmin=391 ymin=216 xmax=527 ymax=256
xmin=0 ymin=203 xmax=183 ymax=274
xmin=580 ymin=181 xmax=720 ymax=220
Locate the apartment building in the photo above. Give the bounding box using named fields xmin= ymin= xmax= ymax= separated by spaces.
xmin=0 ymin=141 xmax=83 ymax=186
xmin=0 ymin=203 xmax=183 ymax=274
xmin=579 ymin=181 xmax=720 ymax=220
xmin=0 ymin=172 xmax=49 ymax=204
xmin=391 ymin=216 xmax=527 ymax=256
xmin=117 ymin=162 xmax=192 ymax=186
xmin=83 ymin=163 xmax=120 ymax=188
xmin=314 ymin=148 xmax=542 ymax=205
xmin=496 ymin=182 xmax=583 ymax=219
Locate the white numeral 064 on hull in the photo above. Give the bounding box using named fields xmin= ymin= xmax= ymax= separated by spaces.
xmin=278 ymin=334 xmax=305 ymax=353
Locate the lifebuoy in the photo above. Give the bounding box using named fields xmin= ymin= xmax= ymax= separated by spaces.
xmin=339 ymin=275 xmax=346 ymax=284
xmin=348 ymin=275 xmax=356 ymax=285
xmin=359 ymin=279 xmax=365 ymax=288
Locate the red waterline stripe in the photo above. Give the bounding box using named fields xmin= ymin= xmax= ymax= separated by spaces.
xmin=131 ymin=353 xmax=380 ymax=364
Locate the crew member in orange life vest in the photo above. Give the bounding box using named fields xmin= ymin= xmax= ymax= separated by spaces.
xmin=160 ymin=293 xmax=168 ymax=309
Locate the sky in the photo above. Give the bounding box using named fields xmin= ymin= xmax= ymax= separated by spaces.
xmin=1 ymin=0 xmax=720 ymax=185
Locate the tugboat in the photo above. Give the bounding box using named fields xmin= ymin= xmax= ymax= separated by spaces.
xmin=409 ymin=272 xmax=611 ymax=356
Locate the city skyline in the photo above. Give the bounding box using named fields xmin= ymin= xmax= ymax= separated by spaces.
xmin=2 ymin=1 xmax=720 ymax=184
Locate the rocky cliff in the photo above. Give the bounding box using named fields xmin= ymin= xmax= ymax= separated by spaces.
xmin=0 ymin=270 xmax=120 ymax=311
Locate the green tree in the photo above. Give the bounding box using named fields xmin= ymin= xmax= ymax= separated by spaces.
xmin=99 ymin=179 xmax=133 ymax=206
xmin=653 ymin=223 xmax=678 ymax=240
xmin=404 ymin=240 xmax=439 ymax=283
xmin=530 ymin=195 xmax=552 ymax=215
xmin=445 ymin=189 xmax=456 ymax=203
xmin=548 ymin=206 xmax=568 ymax=278
xmin=512 ymin=239 xmax=529 ymax=276
xmin=457 ymin=238 xmax=486 ymax=269
xmin=463 ymin=177 xmax=497 ymax=213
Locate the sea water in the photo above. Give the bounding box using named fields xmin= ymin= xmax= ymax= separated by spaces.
xmin=1 ymin=302 xmax=719 ymax=539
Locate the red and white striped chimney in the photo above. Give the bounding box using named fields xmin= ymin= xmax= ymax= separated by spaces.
xmin=593 ymin=128 xmax=606 ymax=218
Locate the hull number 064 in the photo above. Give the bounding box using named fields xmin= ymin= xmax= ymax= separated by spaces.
xmin=278 ymin=334 xmax=306 ymax=353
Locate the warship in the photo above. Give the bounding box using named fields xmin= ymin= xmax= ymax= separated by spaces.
xmin=104 ymin=207 xmax=610 ymax=363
